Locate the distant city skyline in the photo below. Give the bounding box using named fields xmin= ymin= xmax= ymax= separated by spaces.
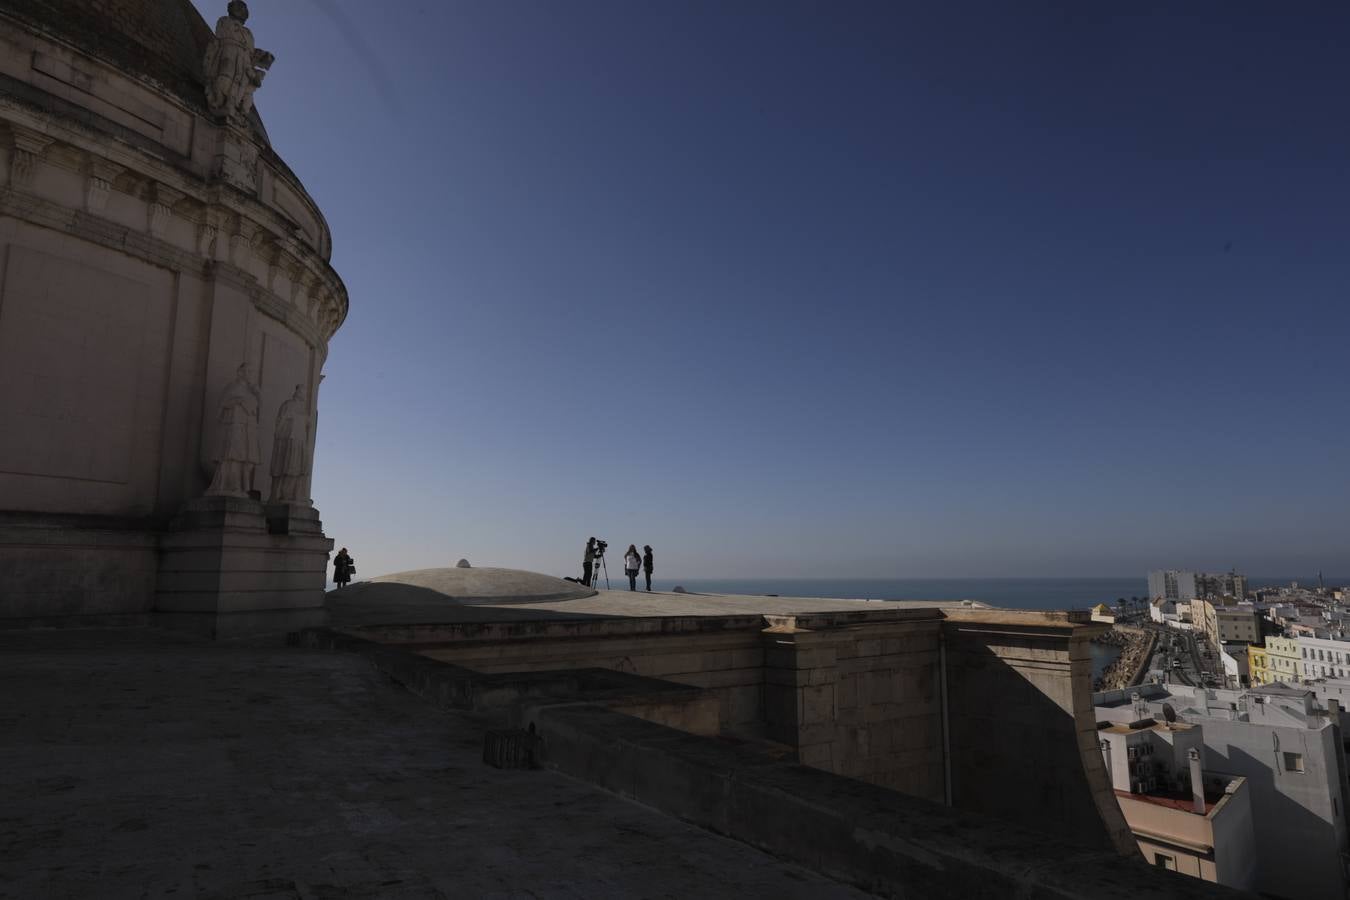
xmin=212 ymin=1 xmax=1350 ymax=581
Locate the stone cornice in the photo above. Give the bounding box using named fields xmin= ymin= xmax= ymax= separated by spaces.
xmin=0 ymin=81 xmax=348 ymax=332
xmin=0 ymin=187 xmax=335 ymax=347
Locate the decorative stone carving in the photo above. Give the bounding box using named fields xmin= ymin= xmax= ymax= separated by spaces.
xmin=203 ymin=2 xmax=274 ymax=122
xmin=212 ymin=128 xmax=260 ymax=192
xmin=196 ymin=220 xmax=219 ymax=258
xmin=148 ymin=203 xmax=170 ymax=237
xmin=290 ymin=267 xmax=314 ymax=310
xmin=265 ymin=248 xmax=284 ymax=293
xmin=229 ymin=230 xmax=253 ymax=268
xmin=148 ymin=183 xmax=184 ymax=236
xmin=84 ymin=176 xmax=110 ymax=212
xmin=268 ymin=384 xmax=310 ymax=504
xmin=82 ymin=157 xmax=122 ymax=212
xmin=8 ymin=128 xmax=52 ymax=187
xmin=205 ymin=363 xmax=262 ymax=498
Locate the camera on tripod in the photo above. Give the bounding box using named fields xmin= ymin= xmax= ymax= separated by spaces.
xmin=593 ymin=539 xmax=608 ymax=558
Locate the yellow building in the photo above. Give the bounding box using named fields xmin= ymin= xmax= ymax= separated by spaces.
xmin=1090 ymin=602 xmax=1116 ymax=624
xmin=1249 ymin=645 xmax=1268 ymax=684
xmin=1258 ymin=636 xmax=1301 ymax=685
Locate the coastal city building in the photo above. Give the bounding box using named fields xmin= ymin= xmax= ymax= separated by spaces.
xmin=1217 ymin=643 xmax=1249 ymax=688
xmin=1095 ymin=682 xmax=1350 ymax=900
xmin=1192 ymin=599 xmax=1261 ymax=649
xmin=1149 ymin=597 xmax=1181 ymax=626
xmin=1091 ymin=602 xmax=1116 ymax=624
xmin=1148 ymin=570 xmax=1248 ymax=603
xmin=1098 ymin=718 xmax=1255 ymax=889
xmin=1299 ymin=635 xmax=1350 ymax=681
xmin=1247 ymin=644 xmax=1271 ymax=686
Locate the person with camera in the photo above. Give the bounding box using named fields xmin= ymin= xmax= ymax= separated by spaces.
xmin=642 ymin=544 xmax=654 ymax=592
xmin=624 ymin=544 xmax=641 ymax=592
xmin=581 ymin=537 xmax=596 ymax=587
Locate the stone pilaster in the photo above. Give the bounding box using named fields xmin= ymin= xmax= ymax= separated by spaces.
xmin=762 ymin=618 xmax=840 ymax=770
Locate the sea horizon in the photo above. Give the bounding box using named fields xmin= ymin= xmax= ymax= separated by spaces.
xmin=625 ymin=575 xmax=1342 ymax=611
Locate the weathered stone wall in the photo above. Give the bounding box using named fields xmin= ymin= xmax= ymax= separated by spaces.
xmin=413 ymin=620 xmax=770 ymax=730
xmin=0 ymin=519 xmax=157 ymax=616
xmin=525 ymin=701 xmax=1248 ymax=900
xmin=762 ymin=619 xmax=944 ymax=800
xmin=942 ymin=611 xmax=1136 ymax=854
xmin=0 ymin=9 xmax=346 ymax=620
xmin=372 ymin=608 xmax=1117 ymax=833
xmin=302 ymin=624 xmax=1244 ymax=898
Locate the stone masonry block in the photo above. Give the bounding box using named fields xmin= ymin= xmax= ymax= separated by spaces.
xmin=799 ymin=684 xmax=836 ymax=724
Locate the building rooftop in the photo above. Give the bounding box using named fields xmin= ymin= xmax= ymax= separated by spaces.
xmin=327 ymin=576 xmax=995 ymax=629
xmin=1101 ymin=720 xmax=1196 ymax=735
xmin=1115 ymin=788 xmax=1223 ymax=816
xmin=1095 ymin=682 xmax=1328 ymax=730
xmin=0 ymin=629 xmax=872 ymax=899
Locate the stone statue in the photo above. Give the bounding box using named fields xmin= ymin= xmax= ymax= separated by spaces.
xmin=206 ymin=363 xmax=262 ymax=497
xmin=203 ymin=1 xmax=274 ymax=121
xmin=269 ymin=384 xmax=311 ymax=504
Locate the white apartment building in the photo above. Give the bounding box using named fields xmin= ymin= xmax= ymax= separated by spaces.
xmin=1095 ymin=682 xmax=1350 ymax=900
xmin=1098 ymin=718 xmax=1255 ymax=889
xmin=1299 ymin=636 xmax=1350 ymax=682
xmin=1148 ymin=570 xmax=1249 ymax=603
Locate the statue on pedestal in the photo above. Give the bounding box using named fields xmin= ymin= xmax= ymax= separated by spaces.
xmin=206 ymin=363 xmax=261 ymax=497
xmin=269 ymin=384 xmax=311 ymax=505
xmin=203 ymin=1 xmax=274 ymax=121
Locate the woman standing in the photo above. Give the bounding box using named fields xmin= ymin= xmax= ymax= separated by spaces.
xmin=624 ymin=544 xmax=641 ymax=592
xmin=333 ymin=547 xmax=355 ymax=589
xmin=642 ymin=545 xmax=654 ymax=592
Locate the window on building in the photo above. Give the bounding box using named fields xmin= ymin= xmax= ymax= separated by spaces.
xmin=1154 ymin=853 xmax=1176 ymax=871
xmin=1284 ymin=752 xmax=1305 ymax=774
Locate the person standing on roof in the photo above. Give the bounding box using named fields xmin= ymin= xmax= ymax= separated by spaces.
xmin=624 ymin=544 xmax=641 ymax=592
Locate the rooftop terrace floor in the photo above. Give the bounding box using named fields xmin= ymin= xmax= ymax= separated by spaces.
xmin=327 ymin=584 xmax=985 ymax=629
xmin=0 ymin=628 xmax=874 ymax=899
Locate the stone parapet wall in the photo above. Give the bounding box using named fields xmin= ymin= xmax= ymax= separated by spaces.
xmin=527 ymin=701 xmax=1249 ymax=900
xmin=763 ymin=619 xmax=944 ymax=800
xmin=303 ymin=623 xmax=1241 ymax=896
xmin=356 ymin=608 xmax=1133 ymax=854
xmin=940 ymin=613 xmax=1136 ymax=854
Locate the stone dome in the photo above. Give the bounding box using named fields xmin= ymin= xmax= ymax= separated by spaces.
xmin=333 ymin=568 xmax=597 ymax=606
xmin=6 ymin=0 xmax=211 ymax=107
xmin=0 ymin=0 xmax=346 ymax=623
xmin=1 ymin=0 xmax=271 ymax=140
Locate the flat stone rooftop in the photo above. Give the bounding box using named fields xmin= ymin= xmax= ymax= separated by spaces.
xmin=0 ymin=628 xmax=873 ymax=899
xmin=328 ymin=584 xmax=987 ymax=629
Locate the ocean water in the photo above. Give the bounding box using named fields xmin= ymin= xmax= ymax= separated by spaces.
xmin=1090 ymin=642 xmax=1123 ymax=681
xmin=644 ymin=577 xmax=1150 ymax=611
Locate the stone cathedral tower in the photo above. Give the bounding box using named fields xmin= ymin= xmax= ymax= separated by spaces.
xmin=0 ymin=1 xmax=348 ymax=633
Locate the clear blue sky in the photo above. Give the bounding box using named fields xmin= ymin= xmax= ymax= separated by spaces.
xmin=201 ymin=0 xmax=1350 ymax=579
